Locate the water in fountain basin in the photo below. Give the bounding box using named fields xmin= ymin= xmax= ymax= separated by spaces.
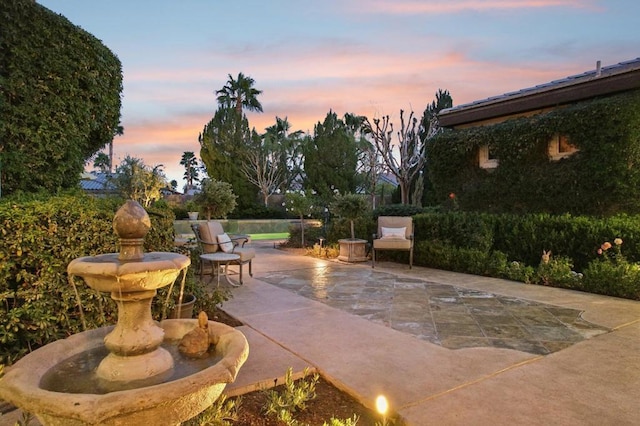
xmin=40 ymin=340 xmax=222 ymax=394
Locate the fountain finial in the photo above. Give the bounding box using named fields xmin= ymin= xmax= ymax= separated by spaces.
xmin=113 ymin=200 xmax=151 ymax=261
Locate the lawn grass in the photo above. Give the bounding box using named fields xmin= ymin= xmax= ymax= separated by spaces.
xmin=248 ymin=232 xmax=289 ymax=240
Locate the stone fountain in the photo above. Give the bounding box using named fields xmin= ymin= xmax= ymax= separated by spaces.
xmin=0 ymin=200 xmax=249 ymax=425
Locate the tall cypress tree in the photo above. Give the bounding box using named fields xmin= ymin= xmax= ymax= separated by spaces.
xmin=303 ymin=111 xmax=358 ymax=204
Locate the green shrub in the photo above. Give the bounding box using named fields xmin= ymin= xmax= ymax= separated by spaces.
xmin=500 ymin=261 xmax=536 ymax=283
xmin=581 ymin=239 xmax=640 ymax=299
xmin=1 ymin=0 xmax=122 ymax=196
xmin=411 ymin=211 xmax=640 ymax=299
xmin=373 ymin=203 xmax=423 ymax=218
xmin=0 ymin=194 xmax=175 ymax=365
xmin=582 ymin=259 xmax=640 ymax=299
xmin=534 ymin=256 xmax=582 ymax=289
xmin=283 ymin=223 xmax=324 ymax=248
xmin=231 ymin=204 xmax=287 ymax=219
xmin=414 ymin=211 xmax=495 ymax=251
xmin=326 ymin=216 xmax=375 ymax=244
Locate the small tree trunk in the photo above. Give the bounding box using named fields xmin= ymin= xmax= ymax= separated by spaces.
xmin=400 ymin=180 xmax=410 ymax=205
xmin=350 ymin=220 xmax=355 ymax=240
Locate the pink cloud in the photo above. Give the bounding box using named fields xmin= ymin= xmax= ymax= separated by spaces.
xmin=111 ymin=41 xmax=595 ymax=187
xmin=364 ymin=0 xmax=601 ymax=14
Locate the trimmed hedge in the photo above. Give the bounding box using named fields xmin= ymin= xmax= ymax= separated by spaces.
xmin=412 ymin=211 xmax=640 ymax=299
xmin=0 ymin=194 xmax=175 ymax=365
xmin=1 ymin=0 xmax=123 ymax=195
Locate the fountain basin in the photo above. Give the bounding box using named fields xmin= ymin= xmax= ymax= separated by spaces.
xmin=0 ymin=319 xmax=249 ymax=426
xmin=67 ymin=252 xmax=190 ymax=293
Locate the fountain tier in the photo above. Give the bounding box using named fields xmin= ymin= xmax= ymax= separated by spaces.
xmin=0 ymin=200 xmax=249 ymax=424
xmin=0 ymin=319 xmax=248 ymax=425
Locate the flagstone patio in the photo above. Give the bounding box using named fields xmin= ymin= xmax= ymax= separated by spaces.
xmin=259 ymin=265 xmax=609 ymax=355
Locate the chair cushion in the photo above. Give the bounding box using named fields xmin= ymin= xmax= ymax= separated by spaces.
xmin=373 ymin=239 xmax=412 ymax=250
xmin=378 ymin=216 xmax=412 ymax=239
xmin=233 ymin=247 xmax=256 ymax=262
xmin=207 ymin=221 xmax=225 ymax=237
xmin=217 ymin=233 xmax=234 ymax=253
xmin=381 ymin=226 xmax=406 ymax=239
xmin=198 ymin=223 xmax=217 ymax=253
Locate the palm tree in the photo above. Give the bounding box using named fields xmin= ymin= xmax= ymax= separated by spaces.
xmin=180 ymin=151 xmax=199 ymax=191
xmin=109 ymin=124 xmax=124 ymax=174
xmin=93 ymin=152 xmax=111 ymax=173
xmin=215 ymin=72 xmax=263 ymax=115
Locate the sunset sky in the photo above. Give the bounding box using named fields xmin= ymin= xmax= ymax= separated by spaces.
xmin=38 ymin=0 xmax=639 ymax=188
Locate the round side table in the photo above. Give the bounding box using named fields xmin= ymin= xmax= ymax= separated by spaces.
xmin=200 ymin=252 xmax=241 ymax=287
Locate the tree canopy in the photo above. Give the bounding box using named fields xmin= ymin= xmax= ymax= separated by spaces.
xmin=112 ymin=156 xmax=167 ymax=207
xmin=303 ymin=111 xmax=358 ymax=204
xmin=199 ymin=107 xmax=256 ymax=209
xmin=215 ymin=72 xmax=263 ymax=115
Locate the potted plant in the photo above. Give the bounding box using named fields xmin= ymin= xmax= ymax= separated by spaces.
xmin=155 ymin=257 xmax=231 ymax=320
xmin=184 ymin=200 xmax=200 ymax=220
xmin=192 ymin=178 xmax=237 ymax=220
xmin=331 ymin=193 xmax=370 ymax=262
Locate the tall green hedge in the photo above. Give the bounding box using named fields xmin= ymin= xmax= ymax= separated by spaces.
xmin=0 ymin=194 xmax=175 ymax=365
xmin=416 ymin=211 xmax=640 ymax=299
xmin=0 ymin=0 xmax=123 ymax=195
xmin=427 ymin=90 xmax=640 ymax=216
xmin=414 ymin=211 xmax=640 ymax=270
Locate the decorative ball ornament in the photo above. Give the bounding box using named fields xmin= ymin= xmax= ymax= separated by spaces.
xmin=113 ymin=200 xmax=151 ymax=261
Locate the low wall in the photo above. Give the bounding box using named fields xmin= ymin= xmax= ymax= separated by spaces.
xmin=174 ymin=218 xmax=322 ymax=238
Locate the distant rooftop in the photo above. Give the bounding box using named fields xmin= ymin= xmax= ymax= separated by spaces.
xmin=439 ymin=58 xmax=640 ymax=127
xmin=79 ymin=172 xmax=116 ymax=192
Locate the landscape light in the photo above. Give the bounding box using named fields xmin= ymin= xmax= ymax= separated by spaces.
xmin=376 ymin=394 xmax=389 ymax=424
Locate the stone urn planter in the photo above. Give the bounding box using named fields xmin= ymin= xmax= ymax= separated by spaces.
xmin=338 ymin=238 xmax=368 ymax=262
xmin=188 ymin=211 xmax=199 ymax=220
xmin=332 ymin=193 xmax=371 ymax=263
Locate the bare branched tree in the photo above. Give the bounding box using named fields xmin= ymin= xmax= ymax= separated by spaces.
xmin=364 ymin=110 xmax=426 ymax=205
xmin=241 ymin=145 xmax=285 ymax=207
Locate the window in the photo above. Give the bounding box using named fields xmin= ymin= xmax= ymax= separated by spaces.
xmin=548 ymin=134 xmax=578 ymax=160
xmin=478 ymin=145 xmax=498 ymax=169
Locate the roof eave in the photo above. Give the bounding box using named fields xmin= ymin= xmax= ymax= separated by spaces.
xmin=439 ymin=69 xmax=640 ymax=128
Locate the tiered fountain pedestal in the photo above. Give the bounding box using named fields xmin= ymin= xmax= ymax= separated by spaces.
xmin=0 ymin=200 xmax=249 ymax=425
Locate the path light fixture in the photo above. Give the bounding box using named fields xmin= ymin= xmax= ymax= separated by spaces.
xmin=376 ymin=394 xmax=389 ymax=425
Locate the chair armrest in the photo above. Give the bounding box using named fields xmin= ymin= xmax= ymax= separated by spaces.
xmin=229 ymin=234 xmax=250 ymax=247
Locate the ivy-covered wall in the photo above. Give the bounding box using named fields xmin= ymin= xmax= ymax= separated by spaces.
xmin=427 ymin=90 xmax=640 ymax=216
xmin=0 ymin=0 xmax=123 ymax=195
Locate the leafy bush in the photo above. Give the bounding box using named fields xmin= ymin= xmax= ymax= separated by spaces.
xmin=0 ymin=194 xmax=175 ymax=365
xmin=500 ymin=261 xmax=536 ymax=283
xmin=414 ymin=211 xmax=495 ymax=251
xmin=534 ymin=256 xmax=582 ymax=289
xmin=373 ymin=203 xmax=423 ymax=218
xmin=409 ymin=211 xmax=640 ymax=299
xmin=231 ymin=204 xmax=287 ymax=219
xmin=326 ymin=216 xmax=375 ymax=244
xmin=264 ymin=367 xmax=319 ymax=422
xmin=581 ymin=239 xmax=640 ymax=299
xmin=1 ymin=0 xmax=122 ymax=196
xmin=194 ymin=178 xmax=238 ymax=220
xmin=283 ymin=223 xmax=325 ymax=248
xmin=331 ymin=193 xmax=370 ymax=240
